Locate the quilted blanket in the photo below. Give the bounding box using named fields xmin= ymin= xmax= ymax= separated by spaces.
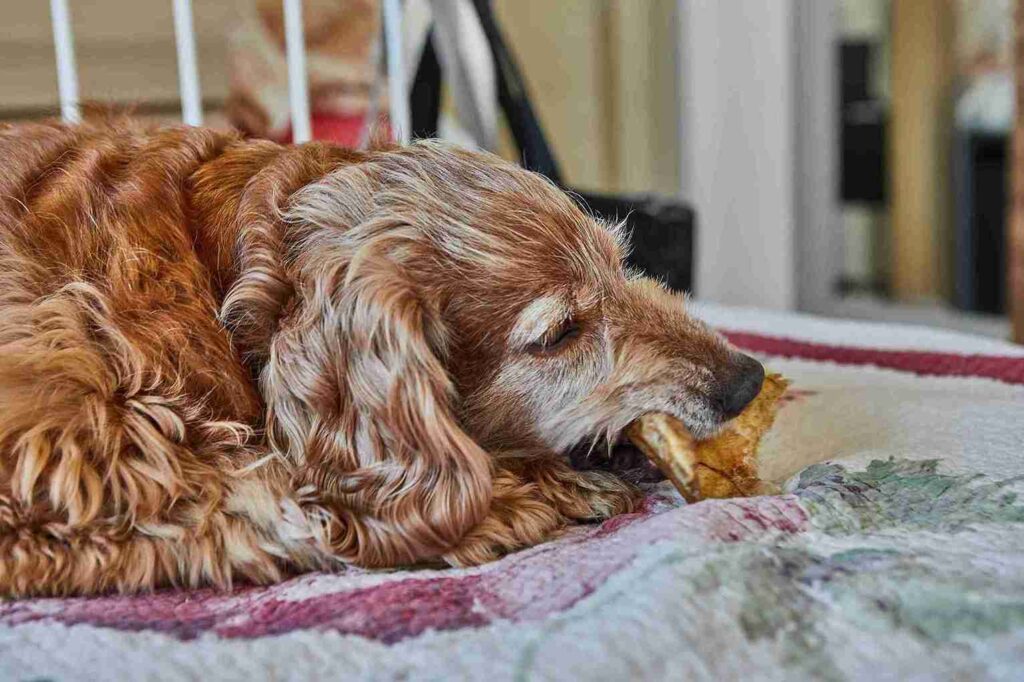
xmin=3 ymin=303 xmax=1023 ymax=681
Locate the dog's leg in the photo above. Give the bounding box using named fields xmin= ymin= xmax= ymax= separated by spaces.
xmin=0 ymin=424 xmax=328 ymax=597
xmin=443 ymin=457 xmax=639 ymax=566
xmin=0 ymin=280 xmax=328 ymax=596
xmin=514 ymin=457 xmax=644 ymax=521
xmin=0 ymin=465 xmax=307 ymax=597
xmin=0 ymin=475 xmax=324 ymax=597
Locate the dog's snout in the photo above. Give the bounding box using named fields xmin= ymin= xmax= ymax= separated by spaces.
xmin=716 ymin=354 xmax=765 ymax=419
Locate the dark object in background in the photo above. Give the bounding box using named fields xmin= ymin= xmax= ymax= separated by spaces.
xmin=409 ymin=0 xmax=694 ymax=293
xmin=954 ymin=132 xmax=1008 ymax=314
xmin=410 ymin=32 xmax=442 ymax=141
xmin=575 ymin=192 xmax=694 ymax=293
xmin=837 ymin=40 xmax=887 ymax=295
xmin=840 ymin=42 xmax=887 ymax=205
xmin=840 ymin=41 xmax=871 ymax=102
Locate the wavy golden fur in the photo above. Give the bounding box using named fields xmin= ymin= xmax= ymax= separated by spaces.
xmin=0 ymin=120 xmax=762 ymax=596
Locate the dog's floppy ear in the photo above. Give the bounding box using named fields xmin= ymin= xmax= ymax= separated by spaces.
xmin=261 ymin=223 xmax=492 ymax=567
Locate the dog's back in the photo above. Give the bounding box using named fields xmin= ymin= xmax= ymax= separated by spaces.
xmin=2 ymin=122 xmax=219 ymax=286
xmin=0 ymin=122 xmax=307 ymax=594
xmin=0 ymin=120 xmax=265 ymax=424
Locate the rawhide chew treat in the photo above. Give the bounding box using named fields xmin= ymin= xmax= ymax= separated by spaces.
xmin=625 ymin=373 xmax=789 ymax=502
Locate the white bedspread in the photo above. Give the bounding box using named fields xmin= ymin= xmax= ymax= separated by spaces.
xmin=3 ymin=304 xmax=1023 ymax=682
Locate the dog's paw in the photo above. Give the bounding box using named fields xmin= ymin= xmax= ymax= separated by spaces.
xmin=442 ymin=459 xmax=641 ymax=567
xmin=521 ymin=459 xmax=642 ymax=521
xmin=442 ymin=465 xmax=563 ymax=566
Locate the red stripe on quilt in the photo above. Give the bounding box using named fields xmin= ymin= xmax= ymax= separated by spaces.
xmin=722 ymin=330 xmax=1024 ymax=385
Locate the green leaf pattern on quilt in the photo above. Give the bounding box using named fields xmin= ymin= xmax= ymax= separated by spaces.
xmin=716 ymin=459 xmax=1024 ymax=680
xmin=795 ymin=458 xmax=1024 ymax=534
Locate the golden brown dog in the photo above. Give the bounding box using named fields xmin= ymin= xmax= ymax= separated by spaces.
xmin=0 ymin=120 xmax=764 ymax=596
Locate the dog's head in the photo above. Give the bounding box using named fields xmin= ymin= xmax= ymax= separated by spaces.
xmin=240 ymin=141 xmax=762 ymax=565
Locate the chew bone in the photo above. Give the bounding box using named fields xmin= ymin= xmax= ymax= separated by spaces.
xmin=625 ymin=373 xmax=789 ymax=502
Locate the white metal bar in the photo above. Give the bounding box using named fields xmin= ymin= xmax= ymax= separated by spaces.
xmin=382 ymin=0 xmax=410 ymax=144
xmin=282 ymin=0 xmax=312 ymax=143
xmin=49 ymin=0 xmax=80 ymax=124
xmin=173 ymin=0 xmax=203 ymax=126
xmin=428 ymin=0 xmax=498 ymax=150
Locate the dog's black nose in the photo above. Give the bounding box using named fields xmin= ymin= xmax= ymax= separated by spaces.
xmin=717 ymin=354 xmax=765 ymax=418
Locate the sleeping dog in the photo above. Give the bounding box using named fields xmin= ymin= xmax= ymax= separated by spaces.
xmin=0 ymin=121 xmax=763 ymax=595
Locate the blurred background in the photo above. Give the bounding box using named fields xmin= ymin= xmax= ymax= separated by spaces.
xmin=2 ymin=0 xmax=1020 ymax=342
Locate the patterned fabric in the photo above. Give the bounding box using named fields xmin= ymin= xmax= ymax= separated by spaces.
xmin=3 ymin=303 xmax=1023 ymax=681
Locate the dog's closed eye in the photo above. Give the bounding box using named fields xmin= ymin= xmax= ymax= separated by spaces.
xmin=528 ymin=318 xmax=581 ymax=355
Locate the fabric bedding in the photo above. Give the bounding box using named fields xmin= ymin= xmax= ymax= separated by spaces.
xmin=2 ymin=303 xmax=1023 ymax=681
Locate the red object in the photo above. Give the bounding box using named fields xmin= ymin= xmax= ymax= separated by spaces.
xmin=277 ymin=114 xmax=392 ymax=148
xmin=723 ymin=330 xmax=1024 ymax=385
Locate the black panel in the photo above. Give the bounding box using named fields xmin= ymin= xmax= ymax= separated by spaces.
xmin=840 ymin=41 xmax=887 ymax=205
xmin=576 ymin=193 xmax=695 ymax=293
xmin=955 ymin=132 xmax=1008 ymax=314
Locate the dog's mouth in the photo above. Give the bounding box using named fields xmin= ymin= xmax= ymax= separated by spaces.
xmin=567 ymin=436 xmax=666 ymax=485
xmin=562 ymin=397 xmax=727 ymax=486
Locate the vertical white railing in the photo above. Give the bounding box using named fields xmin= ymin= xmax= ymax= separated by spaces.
xmin=49 ymin=0 xmax=80 ymax=124
xmin=382 ymin=0 xmax=410 ymax=144
xmin=45 ymin=0 xmax=407 ymax=145
xmin=172 ymin=0 xmax=203 ymax=125
xmin=283 ymin=0 xmax=313 ymax=143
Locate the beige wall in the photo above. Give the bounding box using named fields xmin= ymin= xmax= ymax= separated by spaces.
xmin=494 ymin=0 xmax=680 ymax=195
xmin=1 ymin=1 xmax=243 ymax=112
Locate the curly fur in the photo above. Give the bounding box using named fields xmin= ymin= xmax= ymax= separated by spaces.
xmin=0 ymin=120 xmax=751 ymax=596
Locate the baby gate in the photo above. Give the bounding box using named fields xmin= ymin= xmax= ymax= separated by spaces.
xmin=45 ymin=0 xmax=411 ymax=144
